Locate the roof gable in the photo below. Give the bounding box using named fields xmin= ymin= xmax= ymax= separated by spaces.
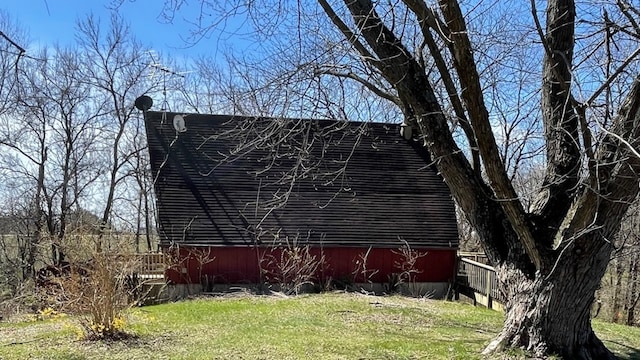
xmin=145 ymin=112 xmax=458 ymax=249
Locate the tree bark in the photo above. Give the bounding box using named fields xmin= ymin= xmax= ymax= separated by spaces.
xmin=486 ymin=241 xmax=616 ymax=359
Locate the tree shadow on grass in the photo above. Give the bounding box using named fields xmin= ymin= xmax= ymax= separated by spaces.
xmin=606 ymin=340 xmax=640 ymax=360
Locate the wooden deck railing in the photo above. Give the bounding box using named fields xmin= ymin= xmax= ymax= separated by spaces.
xmin=138 ymin=253 xmax=166 ymax=278
xmin=456 ymin=256 xmax=504 ymax=310
xmin=111 ymin=253 xmax=166 ymax=279
xmin=457 ymin=251 xmax=490 ymax=265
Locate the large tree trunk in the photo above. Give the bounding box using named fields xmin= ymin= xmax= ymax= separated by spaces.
xmin=321 ymin=0 xmax=640 ymax=357
xmin=485 ymin=242 xmax=616 ymax=359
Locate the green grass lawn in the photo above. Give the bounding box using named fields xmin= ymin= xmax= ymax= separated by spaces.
xmin=0 ymin=292 xmax=639 ymax=359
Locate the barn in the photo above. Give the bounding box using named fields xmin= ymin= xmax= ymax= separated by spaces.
xmin=143 ymin=108 xmax=459 ymax=296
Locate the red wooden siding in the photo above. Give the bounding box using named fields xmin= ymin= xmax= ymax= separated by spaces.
xmin=164 ymin=246 xmax=456 ymax=285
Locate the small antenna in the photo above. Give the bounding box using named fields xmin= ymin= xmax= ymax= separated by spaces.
xmin=146 ymin=50 xmax=191 ymax=111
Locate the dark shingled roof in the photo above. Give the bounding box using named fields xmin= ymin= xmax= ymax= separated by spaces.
xmin=144 ymin=111 xmax=459 ymax=249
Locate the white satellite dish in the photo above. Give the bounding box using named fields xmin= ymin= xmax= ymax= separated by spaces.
xmin=173 ymin=114 xmax=187 ymax=133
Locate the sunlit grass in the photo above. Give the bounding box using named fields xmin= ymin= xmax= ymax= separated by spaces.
xmin=0 ymin=292 xmax=638 ymax=359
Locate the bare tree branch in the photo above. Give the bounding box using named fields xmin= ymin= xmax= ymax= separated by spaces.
xmin=314 ymin=67 xmax=399 ymax=105
xmin=403 ymin=0 xmax=481 ymax=176
xmin=437 ymin=0 xmax=542 ymax=268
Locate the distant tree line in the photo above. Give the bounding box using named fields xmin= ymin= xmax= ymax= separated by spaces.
xmin=0 ymin=12 xmax=159 ymax=297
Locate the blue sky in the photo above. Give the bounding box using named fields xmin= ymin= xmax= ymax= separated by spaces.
xmin=1 ymin=0 xmax=238 ymax=58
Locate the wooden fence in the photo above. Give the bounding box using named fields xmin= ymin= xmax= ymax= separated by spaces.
xmin=456 ymin=256 xmax=504 ymax=311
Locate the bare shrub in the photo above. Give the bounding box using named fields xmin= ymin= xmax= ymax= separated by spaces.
xmin=163 ymin=245 xmax=216 ymax=293
xmin=260 ymin=236 xmax=325 ymax=295
xmin=57 ymin=252 xmax=139 ymax=340
xmin=388 ymin=240 xmax=428 ymax=295
xmin=163 ymin=246 xmax=183 ymax=278
xmin=352 ymin=246 xmax=379 ymax=283
xmin=346 ymin=246 xmax=379 ymax=293
xmin=190 ymin=247 xmax=216 ymax=291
